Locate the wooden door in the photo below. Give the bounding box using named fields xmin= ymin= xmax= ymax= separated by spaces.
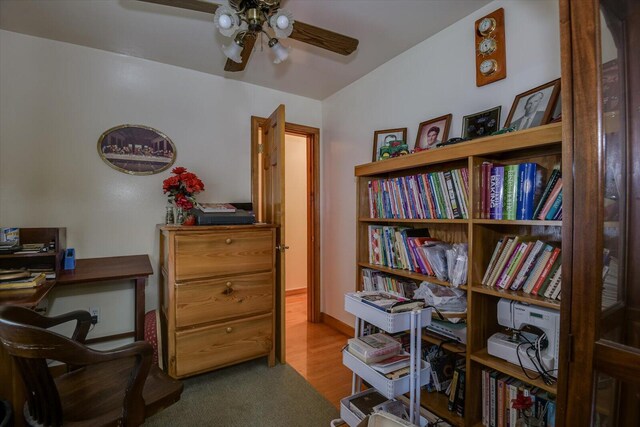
xmin=261 ymin=105 xmax=287 ymax=363
xmin=560 ymin=0 xmax=640 ymax=425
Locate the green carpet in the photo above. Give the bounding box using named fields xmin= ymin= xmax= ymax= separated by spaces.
xmin=145 ymin=358 xmax=340 ymax=426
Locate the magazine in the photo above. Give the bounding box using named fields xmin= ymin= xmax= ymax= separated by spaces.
xmin=197 ymin=203 xmax=236 ymax=213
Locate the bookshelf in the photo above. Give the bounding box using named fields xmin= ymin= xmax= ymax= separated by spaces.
xmin=354 ymin=123 xmax=563 ymax=426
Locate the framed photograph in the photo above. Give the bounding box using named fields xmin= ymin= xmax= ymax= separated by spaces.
xmin=549 ymin=92 xmax=562 ymax=123
xmin=97 ymin=124 xmax=177 ymax=175
xmin=462 ymin=106 xmax=501 ymax=139
xmin=505 ymin=79 xmax=561 ymax=130
xmin=372 ymin=128 xmax=408 ymax=161
xmin=414 ymin=114 xmax=452 ymax=151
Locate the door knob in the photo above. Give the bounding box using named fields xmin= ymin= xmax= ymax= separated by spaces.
xmin=276 ymin=245 xmax=290 ymax=252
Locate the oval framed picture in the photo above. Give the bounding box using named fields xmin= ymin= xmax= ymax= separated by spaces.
xmin=97 ymin=124 xmax=177 ymax=175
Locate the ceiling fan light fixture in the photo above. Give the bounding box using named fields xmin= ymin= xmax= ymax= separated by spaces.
xmin=269 ymin=38 xmax=290 ymax=64
xmin=222 ymin=36 xmax=245 ymax=64
xmin=269 ymin=9 xmax=294 ymax=38
xmin=214 ymin=6 xmax=240 ymax=37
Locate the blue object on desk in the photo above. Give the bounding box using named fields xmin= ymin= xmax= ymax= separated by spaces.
xmin=64 ymin=248 xmax=76 ymax=270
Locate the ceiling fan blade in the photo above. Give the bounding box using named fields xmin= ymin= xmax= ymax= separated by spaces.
xmin=138 ymin=0 xmax=219 ymax=14
xmin=290 ymin=21 xmax=358 ymax=56
xmin=224 ymin=33 xmax=257 ymax=72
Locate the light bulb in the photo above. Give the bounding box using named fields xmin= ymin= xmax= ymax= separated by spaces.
xmin=222 ymin=40 xmax=244 ymax=63
xmin=269 ymin=39 xmax=289 ymax=64
xmin=276 ymin=15 xmax=289 ymax=30
xmin=218 ymin=14 xmax=233 ymax=29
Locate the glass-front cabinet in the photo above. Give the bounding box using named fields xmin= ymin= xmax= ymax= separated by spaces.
xmin=561 ymin=0 xmax=639 ymax=425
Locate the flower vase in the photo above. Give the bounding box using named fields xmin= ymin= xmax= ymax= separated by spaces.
xmin=165 ymin=204 xmax=175 ymax=225
xmin=175 ymin=207 xmax=185 ymax=225
xmin=183 ymin=212 xmax=196 ymax=226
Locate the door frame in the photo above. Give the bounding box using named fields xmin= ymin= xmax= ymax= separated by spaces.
xmin=251 ymin=116 xmax=321 ymax=323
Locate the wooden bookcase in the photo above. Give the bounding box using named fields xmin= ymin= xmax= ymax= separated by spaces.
xmin=354 ymin=123 xmax=562 ymax=426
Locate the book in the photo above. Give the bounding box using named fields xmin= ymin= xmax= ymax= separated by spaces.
xmin=510 ymin=240 xmax=545 ymax=290
xmin=544 ymin=189 xmax=563 ymax=220
xmin=482 ymin=239 xmax=507 ymax=285
xmin=481 ymin=162 xmax=493 ymax=219
xmin=347 ymin=332 xmax=402 ymax=364
xmin=522 ymin=244 xmax=554 ymax=293
xmin=370 ymin=352 xmax=411 ymax=374
xmin=455 ymin=367 xmax=466 ymax=416
xmin=348 ymin=390 xmax=389 ymax=419
xmin=533 ymin=168 xmax=561 ymax=219
xmin=197 ymin=202 xmax=237 ymax=213
xmin=531 ymin=247 xmax=561 ymax=296
xmin=537 ymin=178 xmax=562 ymax=220
xmin=357 ymin=291 xmax=409 ymax=311
xmin=546 ymin=265 xmax=563 ymax=300
xmin=488 ymin=237 xmax=519 ymax=288
xmin=489 ymin=165 xmax=504 ymax=219
xmin=0 ymin=272 xmax=46 ymax=290
xmin=503 ymin=165 xmax=520 ymax=220
xmin=517 ymin=163 xmax=546 ymax=220
xmin=448 ymin=368 xmax=460 ymax=411
xmin=540 ymin=255 xmax=562 ymax=297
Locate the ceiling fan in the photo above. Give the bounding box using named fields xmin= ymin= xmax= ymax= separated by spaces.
xmin=139 ymin=0 xmax=359 ymax=72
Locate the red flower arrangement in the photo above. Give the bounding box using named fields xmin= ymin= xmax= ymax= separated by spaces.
xmin=162 ymin=167 xmax=205 ymax=210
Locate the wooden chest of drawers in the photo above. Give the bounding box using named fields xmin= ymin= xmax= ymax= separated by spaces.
xmin=159 ymin=224 xmax=276 ymax=378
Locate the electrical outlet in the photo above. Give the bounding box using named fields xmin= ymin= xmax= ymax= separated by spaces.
xmin=89 ymin=307 xmax=100 ymax=325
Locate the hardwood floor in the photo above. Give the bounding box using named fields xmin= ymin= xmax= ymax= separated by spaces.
xmin=285 ymin=291 xmax=352 ymax=409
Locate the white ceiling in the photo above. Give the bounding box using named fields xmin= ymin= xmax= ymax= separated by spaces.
xmin=0 ymin=0 xmax=491 ymax=100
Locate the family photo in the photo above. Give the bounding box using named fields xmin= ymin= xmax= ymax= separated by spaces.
xmin=505 ymin=79 xmax=561 ymax=131
xmin=414 ymin=114 xmax=452 ymax=151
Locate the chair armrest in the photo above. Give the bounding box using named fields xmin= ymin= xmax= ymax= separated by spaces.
xmin=0 ymin=306 xmax=91 ymax=343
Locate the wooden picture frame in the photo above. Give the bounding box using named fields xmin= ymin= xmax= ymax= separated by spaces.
xmin=372 ymin=128 xmax=408 ymax=161
xmin=505 ymin=79 xmax=561 ymax=130
xmin=414 ymin=114 xmax=452 ymax=151
xmin=462 ymin=106 xmax=501 ymax=139
xmin=97 ymin=124 xmax=176 ymax=175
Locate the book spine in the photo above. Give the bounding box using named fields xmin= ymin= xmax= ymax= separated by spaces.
xmin=533 ymin=168 xmax=561 ymax=220
xmin=482 ymin=369 xmax=488 ymax=426
xmin=503 ymin=165 xmax=519 ymax=220
xmin=497 ymin=376 xmax=505 ymax=427
xmin=497 ymin=242 xmax=528 ymax=289
xmin=531 ymin=247 xmax=561 ymax=295
xmin=438 ymin=171 xmax=454 ymax=218
xmin=448 ymin=369 xmax=460 ymax=411
xmin=545 ymin=189 xmax=563 ymax=220
xmin=490 ymin=371 xmax=497 ymax=427
xmin=522 ymin=246 xmax=554 ymax=293
xmin=455 ymin=368 xmax=466 ymax=416
xmin=489 ymin=166 xmax=504 ymax=219
xmin=518 ymin=163 xmax=538 ymax=220
xmin=423 ymin=174 xmax=438 ymax=219
xmin=481 ymin=162 xmax=492 ymax=219
xmin=428 ymin=173 xmax=443 ymax=219
xmin=511 ymin=240 xmax=544 ymax=290
xmin=541 ymin=256 xmax=562 ymax=297
xmin=444 ymin=170 xmax=462 ymax=219
xmin=482 ymin=239 xmax=504 ymax=285
xmin=495 ymin=242 xmax=523 ymax=289
xmin=488 ymin=238 xmax=516 ymax=288
xmin=550 ymin=267 xmax=563 ymax=300
xmin=452 ymin=169 xmax=469 ymax=219
xmin=538 ymin=179 xmax=563 ymax=220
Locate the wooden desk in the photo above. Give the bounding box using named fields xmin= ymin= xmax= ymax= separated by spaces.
xmin=57 ymin=255 xmax=153 ymax=342
xmin=0 ymin=255 xmax=153 ymax=424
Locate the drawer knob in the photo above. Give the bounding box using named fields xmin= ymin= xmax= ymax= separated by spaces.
xmin=225 ymin=238 xmax=232 ymax=244
xmin=226 ymin=327 xmax=233 ymax=333
xmin=226 ymin=281 xmax=232 ymax=288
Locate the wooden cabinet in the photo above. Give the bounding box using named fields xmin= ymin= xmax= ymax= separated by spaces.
xmin=354 ymin=123 xmax=563 ymax=425
xmin=159 ymin=224 xmax=276 ymax=379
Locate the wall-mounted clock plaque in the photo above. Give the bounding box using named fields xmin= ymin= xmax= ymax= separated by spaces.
xmin=475 ymin=8 xmax=506 ymax=87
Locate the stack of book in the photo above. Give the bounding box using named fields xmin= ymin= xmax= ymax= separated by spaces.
xmin=367 ymin=168 xmax=469 ymax=220
xmin=361 ymin=268 xmax=417 ymax=298
xmin=482 ymin=236 xmax=562 ymax=300
xmin=481 ymin=369 xmax=556 ymax=427
xmin=480 ymin=163 xmax=562 ymax=221
xmin=367 ymin=226 xmax=467 ymax=284
xmin=0 ymin=271 xmax=46 ymax=290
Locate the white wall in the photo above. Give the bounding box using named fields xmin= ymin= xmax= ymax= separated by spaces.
xmin=0 ymin=30 xmax=321 ymax=340
xmin=284 ymin=134 xmax=308 ymax=291
xmin=320 ymin=0 xmax=561 ymax=325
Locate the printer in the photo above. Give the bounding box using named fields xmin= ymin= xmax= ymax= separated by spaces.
xmin=487 ymin=299 xmax=560 ymax=375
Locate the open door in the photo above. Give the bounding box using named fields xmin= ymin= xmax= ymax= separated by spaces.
xmin=261 ymin=105 xmax=287 ymax=363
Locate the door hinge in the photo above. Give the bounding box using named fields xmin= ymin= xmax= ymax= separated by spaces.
xmin=258 ymin=143 xmax=264 ymax=154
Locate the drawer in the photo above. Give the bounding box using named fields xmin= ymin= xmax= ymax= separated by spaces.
xmin=175 ymin=313 xmax=272 ymax=377
xmin=175 ymin=271 xmax=273 ymax=328
xmin=175 ymin=230 xmax=273 ymax=281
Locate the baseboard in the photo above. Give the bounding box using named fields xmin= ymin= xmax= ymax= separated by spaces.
xmin=286 ymin=287 xmax=307 ymax=296
xmin=320 ymin=312 xmax=354 ymax=337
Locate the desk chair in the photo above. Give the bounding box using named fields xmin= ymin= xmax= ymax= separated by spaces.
xmin=0 ymin=306 xmax=182 ymax=426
